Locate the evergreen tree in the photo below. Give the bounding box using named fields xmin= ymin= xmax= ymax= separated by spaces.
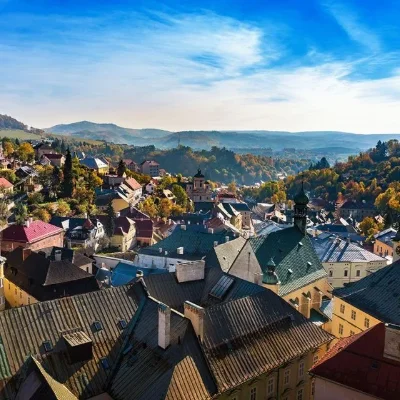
xmin=60 ymin=139 xmax=66 ymax=154
xmin=117 ymin=159 xmax=126 ymax=177
xmin=14 ymin=203 xmax=28 ymax=225
xmin=105 ymin=201 xmax=116 ymax=237
xmin=15 ymin=138 xmax=20 ymax=146
xmin=62 ymin=148 xmax=74 ymax=197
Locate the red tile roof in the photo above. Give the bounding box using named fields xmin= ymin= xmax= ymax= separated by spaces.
xmin=1 ymin=221 xmax=64 ymax=244
xmin=310 ymin=323 xmax=400 ymax=400
xmin=0 ymin=177 xmax=13 ymax=189
xmin=124 ymin=177 xmax=142 ymax=191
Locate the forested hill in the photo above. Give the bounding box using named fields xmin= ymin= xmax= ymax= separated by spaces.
xmin=0 ymin=114 xmax=27 ymax=130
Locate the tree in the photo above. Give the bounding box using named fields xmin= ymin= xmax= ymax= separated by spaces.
xmin=0 ymin=188 xmax=10 ymax=225
xmin=16 ymin=142 xmax=34 ymax=162
xmin=117 ymin=160 xmax=126 ymax=177
xmin=159 ymin=198 xmax=172 ymax=218
xmin=3 ymin=141 xmax=14 ymax=157
xmin=139 ymin=197 xmax=158 ymax=218
xmin=14 ymin=203 xmax=28 ymax=225
xmin=56 ymin=200 xmax=71 ymax=217
xmin=359 ymin=217 xmax=382 ymax=237
xmin=87 ymin=170 xmax=103 ymax=191
xmin=62 ymin=148 xmax=74 ymax=197
xmin=227 ymin=181 xmax=237 ymax=194
xmin=32 ymin=208 xmax=51 ymax=223
xmin=105 ymin=201 xmax=116 ymax=237
xmin=171 ymin=184 xmax=187 ymax=208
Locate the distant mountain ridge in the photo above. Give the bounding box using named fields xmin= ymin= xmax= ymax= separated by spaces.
xmin=44 ymin=120 xmax=400 ymax=151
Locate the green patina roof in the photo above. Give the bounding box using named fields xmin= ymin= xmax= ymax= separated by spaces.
xmin=0 ymin=336 xmax=12 ymax=380
xmin=263 ymin=271 xmax=280 ymax=285
xmin=250 ymin=226 xmax=327 ymax=297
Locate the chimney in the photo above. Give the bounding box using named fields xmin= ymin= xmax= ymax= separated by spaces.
xmin=253 ymin=272 xmax=262 ymax=285
xmin=115 ymin=212 xmax=120 ymax=218
xmin=177 ymin=247 xmax=184 ymax=255
xmin=176 ymin=260 xmax=205 ymax=283
xmin=384 ymin=324 xmax=400 ymax=362
xmin=168 ymin=219 xmax=172 ymax=225
xmin=184 ymin=301 xmax=205 ymax=342
xmin=181 ymin=225 xmax=186 ymax=231
xmin=225 ymin=236 xmax=230 ymax=243
xmin=22 ymin=248 xmax=31 ymax=261
xmin=158 ymin=303 xmax=171 ymax=349
xmin=159 ymin=247 xmax=163 ymax=254
xmin=347 ymin=236 xmax=351 ymax=244
xmin=208 ymin=228 xmax=214 ymax=234
xmin=213 ymin=241 xmax=218 ymax=247
xmin=54 ymin=250 xmax=62 ymax=261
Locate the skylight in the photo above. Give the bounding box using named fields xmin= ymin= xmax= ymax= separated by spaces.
xmin=119 ymin=319 xmax=127 ymax=329
xmin=100 ymin=357 xmax=110 ymax=370
xmin=94 ymin=321 xmax=103 ymax=331
xmin=209 ymin=275 xmax=234 ymax=299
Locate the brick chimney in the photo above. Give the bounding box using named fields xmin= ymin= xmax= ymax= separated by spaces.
xmin=184 ymin=301 xmax=205 ymax=341
xmin=158 ymin=303 xmax=171 ymax=349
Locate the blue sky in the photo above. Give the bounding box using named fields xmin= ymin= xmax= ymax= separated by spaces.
xmin=1 ymin=0 xmax=400 ymax=132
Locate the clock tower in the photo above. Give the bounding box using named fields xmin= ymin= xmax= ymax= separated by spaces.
xmin=393 ymin=227 xmax=400 ymax=263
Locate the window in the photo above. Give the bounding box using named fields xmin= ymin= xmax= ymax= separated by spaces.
xmin=43 ymin=340 xmax=53 ymax=352
xmin=351 ymin=310 xmax=356 ymax=320
xmin=339 ymin=324 xmax=344 ymax=335
xmin=340 ymin=304 xmax=345 ymax=313
xmin=100 ymin=357 xmax=110 ymax=370
xmin=328 ymin=270 xmax=333 ymax=277
xmin=14 ymin=288 xmax=17 ymax=295
xmin=350 ymin=330 xmax=355 ymax=336
xmin=297 ymin=388 xmax=304 ymax=400
xmin=344 ymin=270 xmax=348 ymax=277
xmin=356 ymin=270 xmax=361 ymax=277
xmin=0 ymin=297 xmax=4 ymax=305
xmin=298 ymin=361 xmax=305 ymax=379
xmin=267 ymin=377 xmax=275 ymax=395
xmin=364 ymin=318 xmax=370 ymax=328
xmin=8 ymin=282 xmax=10 ymax=290
xmin=94 ymin=321 xmax=103 ymax=331
xmin=311 ymin=379 xmax=315 ymax=395
xmin=0 ymin=278 xmax=2 ymax=288
xmin=284 ymin=369 xmax=290 ymax=385
xmin=313 ymin=354 xmax=319 ymax=364
xmin=19 ymin=290 xmax=22 ymax=299
xmin=250 ymin=387 xmax=257 ymax=400
xmin=28 ymin=297 xmax=30 ymax=305
xmin=119 ymin=319 xmax=127 ymax=329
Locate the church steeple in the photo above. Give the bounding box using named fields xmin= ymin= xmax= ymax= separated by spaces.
xmin=293 ymin=181 xmax=309 ymax=234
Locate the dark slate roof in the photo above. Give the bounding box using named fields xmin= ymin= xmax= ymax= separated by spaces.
xmin=40 ymin=246 xmax=93 ymax=267
xmin=0 ymin=285 xmax=145 ymax=398
xmin=310 ymin=323 xmax=400 ymax=400
xmin=333 ymin=261 xmax=400 ymax=324
xmin=107 ymin=298 xmax=216 ymax=400
xmin=139 ymin=225 xmax=237 ymax=259
xmin=374 ymin=227 xmax=397 ymax=247
xmin=142 ymin=267 xmax=265 ymax=314
xmin=341 ymin=200 xmax=376 ymax=210
xmin=5 ymin=247 xmax=99 ymax=301
xmin=194 ymin=202 xmax=215 ymax=213
xmin=249 ymin=226 xmax=327 ymax=296
xmin=229 ymin=202 xmax=251 ymax=212
xmin=311 ymin=235 xmax=386 ymax=262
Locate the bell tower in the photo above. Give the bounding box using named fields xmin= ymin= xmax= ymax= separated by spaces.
xmin=293 ymin=182 xmax=309 ymax=235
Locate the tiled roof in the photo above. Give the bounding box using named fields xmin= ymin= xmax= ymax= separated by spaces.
xmin=139 ymin=225 xmax=237 ymax=259
xmin=310 ymin=323 xmax=400 ymax=400
xmin=0 ymin=177 xmax=13 ymax=189
xmin=0 ymin=285 xmax=145 ymax=397
xmin=1 ymin=220 xmax=63 ymax=243
xmin=80 ymin=157 xmax=108 ymax=170
xmin=124 ymin=177 xmax=142 ymax=191
xmin=311 ymin=235 xmax=386 ymax=262
xmin=5 ymin=247 xmax=99 ymax=301
xmin=108 ymin=299 xmax=216 ymax=400
xmin=249 ymin=226 xmax=328 ymax=296
xmin=229 ymin=202 xmax=251 ymax=212
xmin=333 ymin=261 xmax=400 ymax=324
xmin=202 ymin=290 xmax=332 ymax=393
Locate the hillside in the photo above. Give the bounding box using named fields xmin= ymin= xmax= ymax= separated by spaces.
xmin=45 ymin=121 xmax=170 ymax=145
xmin=45 ymin=121 xmax=400 ymax=152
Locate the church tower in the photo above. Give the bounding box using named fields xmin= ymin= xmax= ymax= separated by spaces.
xmin=293 ymin=182 xmax=309 ymax=235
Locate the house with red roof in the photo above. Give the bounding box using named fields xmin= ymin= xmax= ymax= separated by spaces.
xmin=310 ymin=322 xmax=400 ymax=400
xmin=0 ymin=177 xmax=13 ymax=194
xmin=0 ymin=219 xmax=64 ymax=253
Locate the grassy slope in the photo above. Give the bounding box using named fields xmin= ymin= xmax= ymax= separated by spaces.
xmin=0 ymin=129 xmax=41 ymax=140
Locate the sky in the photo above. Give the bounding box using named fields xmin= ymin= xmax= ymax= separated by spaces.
xmin=1 ymin=0 xmax=400 ymax=133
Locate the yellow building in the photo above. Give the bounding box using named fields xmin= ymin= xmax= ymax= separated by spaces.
xmin=331 ymin=260 xmax=399 ymax=339
xmin=373 ymin=227 xmax=396 ymax=260
xmin=110 ymin=217 xmax=137 ymax=252
xmin=5 ymin=278 xmax=38 ymax=308
xmin=0 ymin=256 xmax=6 ymax=311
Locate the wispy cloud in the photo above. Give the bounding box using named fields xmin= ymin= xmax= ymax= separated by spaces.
xmin=322 ymin=1 xmax=381 ymax=53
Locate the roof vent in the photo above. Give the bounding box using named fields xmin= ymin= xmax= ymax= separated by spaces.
xmin=93 ymin=321 xmax=103 ymax=331
xmin=119 ymin=319 xmax=127 ymax=329
xmin=288 ymin=269 xmax=293 ymax=274
xmin=307 ymin=261 xmax=312 ymax=267
xmin=43 ymin=340 xmax=53 ymax=353
xmin=63 ymin=331 xmax=93 ymax=364
xmin=298 ymin=242 xmax=303 ymax=246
